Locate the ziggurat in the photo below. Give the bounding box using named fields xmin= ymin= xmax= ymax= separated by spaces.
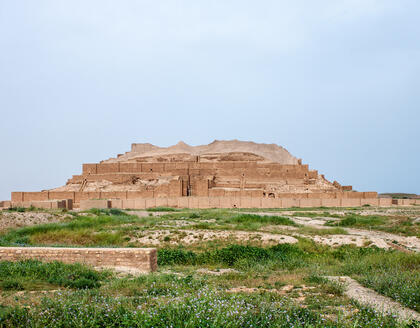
xmin=10 ymin=140 xmax=386 ymax=209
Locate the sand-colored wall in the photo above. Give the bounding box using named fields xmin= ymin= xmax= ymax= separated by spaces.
xmin=10 ymin=200 xmax=69 ymax=210
xmin=0 ymin=247 xmax=157 ymax=273
xmin=101 ymin=197 xmax=395 ymax=209
xmin=10 ymin=190 xmax=387 ymax=210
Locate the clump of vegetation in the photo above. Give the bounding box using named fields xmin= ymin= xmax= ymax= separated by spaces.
xmin=327 ymin=214 xmax=386 ymax=227
xmin=87 ymin=208 xmax=127 ymax=216
xmin=292 ymin=212 xmax=340 ymax=218
xmin=0 ymin=260 xmax=109 ymax=290
xmin=0 ymin=279 xmax=24 ymax=291
xmin=189 ymin=212 xmax=200 ymax=219
xmin=7 ymin=206 xmax=35 ymax=213
xmin=147 ymin=207 xmax=180 ymax=212
xmin=158 ymin=243 xmax=306 ymax=268
xmin=229 ymin=214 xmax=297 ymax=226
xmin=298 ymin=226 xmax=348 ymax=235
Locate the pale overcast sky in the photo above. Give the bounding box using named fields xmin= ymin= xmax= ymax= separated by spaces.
xmin=0 ymin=0 xmax=419 ymax=199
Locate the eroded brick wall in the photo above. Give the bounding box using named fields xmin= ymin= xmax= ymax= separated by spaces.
xmin=0 ymin=247 xmax=157 ymax=273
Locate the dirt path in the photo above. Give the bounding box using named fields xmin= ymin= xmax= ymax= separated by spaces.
xmin=326 ymin=276 xmax=420 ymax=322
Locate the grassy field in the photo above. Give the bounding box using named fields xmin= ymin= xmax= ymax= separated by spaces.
xmin=0 ymin=206 xmax=419 ymax=327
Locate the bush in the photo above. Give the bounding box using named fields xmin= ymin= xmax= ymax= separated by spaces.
xmin=158 ymin=248 xmax=197 ymax=265
xmin=158 ymin=243 xmax=307 ymax=267
xmin=0 ymin=279 xmax=24 ymax=291
xmin=330 ymin=215 xmax=386 ymax=227
xmin=69 ymin=278 xmax=100 ymax=289
xmin=213 ymin=245 xmax=270 ymax=266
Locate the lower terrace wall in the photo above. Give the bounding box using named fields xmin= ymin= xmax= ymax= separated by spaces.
xmin=0 ymin=247 xmax=157 ymax=273
xmin=12 ymin=191 xmax=378 ymax=203
xmin=11 ymin=192 xmax=407 ymax=209
xmin=107 ymin=197 xmax=393 ymax=209
xmin=10 ymin=200 xmax=72 ymax=210
xmin=6 ymin=197 xmax=404 ymax=209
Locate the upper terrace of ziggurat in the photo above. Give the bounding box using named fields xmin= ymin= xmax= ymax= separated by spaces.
xmin=10 ymin=140 xmax=394 ymax=209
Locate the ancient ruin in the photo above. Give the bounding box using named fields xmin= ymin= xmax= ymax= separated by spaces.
xmin=9 ymin=140 xmax=396 ymax=209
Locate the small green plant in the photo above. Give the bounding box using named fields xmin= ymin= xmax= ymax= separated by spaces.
xmin=229 ymin=214 xmax=297 ymax=226
xmin=328 ymin=214 xmax=386 ymax=227
xmin=0 ymin=279 xmax=24 ymax=291
xmin=147 ymin=207 xmax=179 ymax=212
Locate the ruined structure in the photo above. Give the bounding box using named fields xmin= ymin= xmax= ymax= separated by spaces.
xmin=10 ymin=140 xmax=389 ymax=209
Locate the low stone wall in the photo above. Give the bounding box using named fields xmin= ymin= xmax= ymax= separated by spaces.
xmin=0 ymin=247 xmax=157 ymax=273
xmin=392 ymin=199 xmax=420 ymax=206
xmin=0 ymin=201 xmax=11 ymax=209
xmin=9 ymin=200 xmax=72 ymax=210
xmin=104 ymin=197 xmax=393 ymax=209
xmin=11 ymin=190 xmax=378 ymax=203
xmin=80 ymin=199 xmax=111 ymax=210
xmin=5 ymin=196 xmax=407 ymax=210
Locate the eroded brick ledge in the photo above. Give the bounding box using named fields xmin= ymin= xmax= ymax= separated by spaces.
xmin=0 ymin=247 xmax=157 ymax=273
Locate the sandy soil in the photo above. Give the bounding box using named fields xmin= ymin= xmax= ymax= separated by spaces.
xmin=132 ymin=229 xmax=298 ymax=246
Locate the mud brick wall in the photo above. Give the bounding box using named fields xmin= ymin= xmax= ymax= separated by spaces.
xmin=105 ymin=197 xmax=391 ymax=210
xmin=10 ymin=200 xmax=68 ymax=210
xmin=0 ymin=247 xmax=157 ymax=273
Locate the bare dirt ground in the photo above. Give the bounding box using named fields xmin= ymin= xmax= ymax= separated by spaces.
xmin=327 ymin=276 xmax=420 ymax=322
xmin=132 ymin=229 xmax=298 ymax=246
xmin=248 ymin=209 xmax=420 ymax=251
xmin=0 ymin=211 xmax=67 ymax=232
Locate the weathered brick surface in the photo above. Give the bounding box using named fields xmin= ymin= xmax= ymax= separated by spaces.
xmin=0 ymin=247 xmax=157 ymax=273
xmin=10 ymin=200 xmax=67 ymax=209
xmin=80 ymin=199 xmax=111 ymax=210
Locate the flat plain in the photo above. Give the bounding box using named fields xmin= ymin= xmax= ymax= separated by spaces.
xmin=0 ymin=205 xmax=419 ymax=327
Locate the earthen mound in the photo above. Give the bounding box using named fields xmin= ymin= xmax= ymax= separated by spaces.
xmin=104 ymin=140 xmax=299 ymax=165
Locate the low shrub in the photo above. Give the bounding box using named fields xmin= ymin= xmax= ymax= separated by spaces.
xmin=229 ymin=214 xmax=297 ymax=226
xmin=158 ymin=248 xmax=197 ymax=265
xmin=328 ymin=215 xmax=386 ymax=227
xmin=158 ymin=243 xmax=307 ymax=267
xmin=0 ymin=279 xmax=24 ymax=291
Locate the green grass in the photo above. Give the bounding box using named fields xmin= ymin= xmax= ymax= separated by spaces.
xmin=229 ymin=214 xmax=297 ymax=226
xmin=292 ymin=212 xmax=340 ymax=218
xmin=0 ymin=213 xmax=138 ymax=247
xmin=1 ymin=207 xmax=419 ymax=325
xmin=298 ymin=226 xmax=348 ymax=235
xmin=327 ymin=214 xmax=387 ymax=227
xmin=0 ymin=287 xmax=411 ymax=328
xmin=157 ymin=240 xmax=420 ymax=311
xmin=146 ymin=207 xmax=180 ymax=212
xmin=0 ymin=260 xmax=110 ymax=290
xmin=338 ymin=247 xmax=420 ymax=311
